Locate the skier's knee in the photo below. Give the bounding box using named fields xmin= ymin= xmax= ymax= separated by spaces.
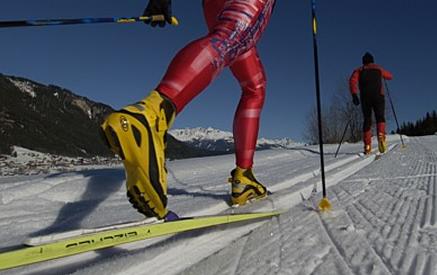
xmin=241 ymin=84 xmax=266 ymax=108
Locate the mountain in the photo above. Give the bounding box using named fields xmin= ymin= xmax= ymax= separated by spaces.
xmin=169 ymin=127 xmax=234 ymax=152
xmin=0 ymin=74 xmax=114 ymax=157
xmin=0 ymin=74 xmax=217 ymax=159
xmin=169 ymin=127 xmax=299 ymax=152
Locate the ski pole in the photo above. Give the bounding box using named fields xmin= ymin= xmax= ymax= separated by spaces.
xmin=384 ymin=80 xmax=406 ymax=148
xmin=310 ymin=0 xmax=331 ymax=212
xmin=0 ymin=15 xmax=179 ymax=28
xmin=334 ymin=119 xmax=351 ymax=158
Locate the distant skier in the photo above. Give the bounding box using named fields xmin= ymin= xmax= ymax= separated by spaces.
xmin=101 ymin=0 xmax=275 ymax=219
xmin=349 ymin=52 xmax=393 ymax=155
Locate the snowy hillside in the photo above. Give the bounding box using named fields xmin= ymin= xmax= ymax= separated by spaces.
xmin=169 ymin=127 xmax=299 ymax=152
xmin=0 ymin=74 xmax=114 ymax=157
xmin=1 ymin=135 xmax=437 ymax=275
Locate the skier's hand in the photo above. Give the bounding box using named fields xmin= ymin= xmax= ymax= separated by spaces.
xmin=143 ymin=0 xmax=172 ymax=27
xmin=352 ymin=94 xmax=360 ymax=106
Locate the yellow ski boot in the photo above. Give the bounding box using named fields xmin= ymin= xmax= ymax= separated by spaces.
xmin=378 ymin=134 xmax=387 ymax=154
xmin=364 ymin=144 xmax=372 ymax=155
xmin=100 ymin=91 xmax=175 ymax=219
xmin=228 ymin=167 xmax=268 ymax=206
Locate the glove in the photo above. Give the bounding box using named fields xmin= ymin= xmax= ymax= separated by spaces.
xmin=143 ymin=0 xmax=172 ymax=27
xmin=352 ymin=94 xmax=360 ymax=106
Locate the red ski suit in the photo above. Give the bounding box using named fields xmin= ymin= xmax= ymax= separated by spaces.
xmin=157 ymin=0 xmax=276 ymax=168
xmin=349 ymin=63 xmax=393 ymax=146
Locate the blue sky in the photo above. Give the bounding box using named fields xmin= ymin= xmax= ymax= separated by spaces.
xmin=1 ymin=0 xmax=436 ymax=141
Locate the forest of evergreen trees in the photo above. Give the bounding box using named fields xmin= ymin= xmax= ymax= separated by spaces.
xmin=398 ymin=110 xmax=437 ymax=136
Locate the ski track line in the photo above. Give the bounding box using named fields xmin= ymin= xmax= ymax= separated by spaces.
xmin=311 ymin=211 xmax=356 ymax=275
xmin=421 ymin=174 xmax=436 ymax=228
xmin=347 ymin=202 xmax=394 ymax=269
xmin=0 ymin=173 xmax=88 ymax=205
xmin=227 ymin=234 xmax=250 ymax=275
xmin=357 ymin=173 xmax=437 ymax=182
xmin=330 ymin=197 xmax=394 ymax=270
xmin=270 ymin=153 xmax=365 ymax=193
xmin=315 ymin=185 xmax=393 ymax=275
xmin=334 ymin=189 xmax=394 ymax=275
xmin=122 ymin=220 xmax=271 ymax=275
xmin=335 ymin=138 xmax=437 ymax=275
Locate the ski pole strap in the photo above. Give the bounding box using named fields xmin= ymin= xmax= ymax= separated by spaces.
xmin=0 ymin=15 xmax=179 ymax=28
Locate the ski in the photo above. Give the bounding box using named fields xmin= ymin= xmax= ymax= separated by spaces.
xmin=24 ymin=217 xmax=161 ymax=246
xmin=0 ymin=210 xmax=280 ymax=271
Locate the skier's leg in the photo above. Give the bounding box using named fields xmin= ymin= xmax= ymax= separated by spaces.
xmin=361 ymin=96 xmax=372 ymax=154
xmin=228 ymin=48 xmax=268 ymax=205
xmin=374 ymin=95 xmax=387 ymax=153
xmin=101 ymin=0 xmax=276 ymax=218
xmin=231 ymin=48 xmax=266 ymax=169
xmin=157 ymin=0 xmax=276 ymax=113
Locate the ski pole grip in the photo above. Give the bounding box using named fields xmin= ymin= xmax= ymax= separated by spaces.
xmin=148 ymin=15 xmax=179 ymax=26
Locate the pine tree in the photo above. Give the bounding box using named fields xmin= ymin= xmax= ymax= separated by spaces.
xmin=399 ymin=110 xmax=437 ymax=136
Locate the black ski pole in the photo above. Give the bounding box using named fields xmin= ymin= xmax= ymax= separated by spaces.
xmin=310 ymin=0 xmax=331 ymax=211
xmin=0 ymin=15 xmax=178 ymax=28
xmin=384 ymin=80 xmax=406 ymax=148
xmin=334 ymin=119 xmax=352 ymax=158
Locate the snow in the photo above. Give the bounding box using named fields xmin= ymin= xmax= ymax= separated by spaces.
xmin=7 ymin=78 xmax=37 ymax=98
xmin=1 ymin=135 xmax=437 ymax=274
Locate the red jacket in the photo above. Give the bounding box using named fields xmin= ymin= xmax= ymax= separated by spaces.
xmin=349 ymin=63 xmax=393 ymax=96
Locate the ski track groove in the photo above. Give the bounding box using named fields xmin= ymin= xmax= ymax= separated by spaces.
xmin=312 ymin=211 xmax=357 ymax=274
xmin=321 ymin=194 xmax=393 ymax=274
xmin=345 ymin=195 xmax=391 ymax=274
xmin=432 ymin=175 xmax=437 ymax=226
xmin=228 ymin=234 xmax=248 ymax=275
xmin=332 ymin=137 xmax=437 ymax=275
xmin=275 ymin=215 xmax=287 ymax=275
xmin=341 ymin=201 xmax=397 ymax=271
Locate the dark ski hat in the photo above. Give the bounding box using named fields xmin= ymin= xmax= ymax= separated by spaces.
xmin=362 ymin=52 xmax=374 ymax=65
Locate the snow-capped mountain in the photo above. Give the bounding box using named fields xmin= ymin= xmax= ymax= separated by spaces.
xmin=257 ymin=137 xmax=300 ymax=148
xmin=169 ymin=127 xmax=234 ymax=152
xmin=169 ymin=127 xmax=299 ymax=152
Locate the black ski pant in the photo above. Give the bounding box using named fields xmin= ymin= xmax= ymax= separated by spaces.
xmin=361 ymin=92 xmax=385 ymax=132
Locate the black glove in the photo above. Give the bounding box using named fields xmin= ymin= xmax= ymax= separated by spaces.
xmin=143 ymin=0 xmax=172 ymax=27
xmin=352 ymin=94 xmax=360 ymax=106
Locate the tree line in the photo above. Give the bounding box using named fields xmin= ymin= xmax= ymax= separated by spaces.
xmin=398 ymin=110 xmax=437 ymax=136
